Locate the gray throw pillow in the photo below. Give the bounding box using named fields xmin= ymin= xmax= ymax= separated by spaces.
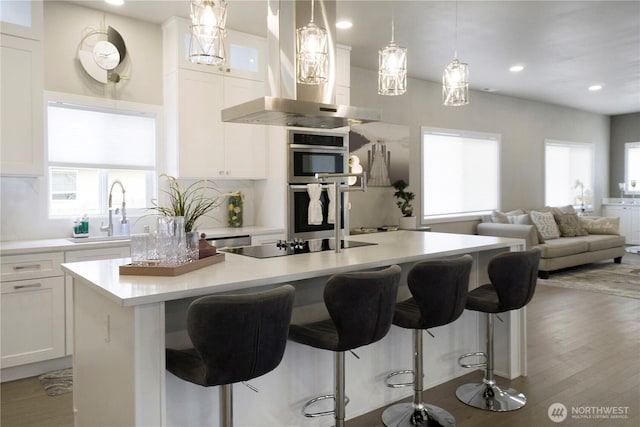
xmin=554 ymin=213 xmax=588 ymax=237
xmin=530 ymin=210 xmax=561 ymax=240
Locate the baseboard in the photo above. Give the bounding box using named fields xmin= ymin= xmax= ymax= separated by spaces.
xmin=1 ymin=356 xmax=72 ymax=383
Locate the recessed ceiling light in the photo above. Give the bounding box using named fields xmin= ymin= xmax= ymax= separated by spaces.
xmin=104 ymin=0 xmax=124 ymax=5
xmin=509 ymin=65 xmax=524 ymax=73
xmin=336 ymin=20 xmax=353 ymax=29
xmin=588 ymin=85 xmax=602 ymax=91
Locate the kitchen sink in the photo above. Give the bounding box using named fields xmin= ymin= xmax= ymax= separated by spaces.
xmin=67 ymin=235 xmax=131 ymax=244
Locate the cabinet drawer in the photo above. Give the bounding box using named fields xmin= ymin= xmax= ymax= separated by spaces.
xmin=1 ymin=252 xmax=64 ymax=281
xmin=65 ymin=246 xmax=130 ymax=262
xmin=1 ymin=276 xmax=66 ymax=368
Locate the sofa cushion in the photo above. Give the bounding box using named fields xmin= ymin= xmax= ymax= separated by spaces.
xmin=554 ymin=213 xmax=588 ymax=237
xmin=530 ymin=210 xmax=561 ymax=240
xmin=579 ymin=217 xmax=620 ymax=235
xmin=537 ymin=238 xmax=589 ymax=258
xmin=582 ymin=234 xmax=626 ymax=251
xmin=491 ymin=209 xmax=525 ymax=224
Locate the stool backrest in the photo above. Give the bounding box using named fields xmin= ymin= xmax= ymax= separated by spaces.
xmin=488 ymin=248 xmax=541 ymax=311
xmin=323 ymin=264 xmax=401 ymax=351
xmin=187 ymin=285 xmax=295 ymax=386
xmin=407 ymin=254 xmax=473 ymax=328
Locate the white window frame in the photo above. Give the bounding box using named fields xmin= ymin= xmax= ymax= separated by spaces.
xmin=45 ymin=91 xmax=163 ymax=219
xmin=544 ymin=139 xmax=595 ymax=210
xmin=625 ymin=142 xmax=640 ymax=194
xmin=421 ymin=127 xmax=501 ymax=222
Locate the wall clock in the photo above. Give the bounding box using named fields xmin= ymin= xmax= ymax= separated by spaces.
xmin=78 ymin=26 xmax=127 ymax=84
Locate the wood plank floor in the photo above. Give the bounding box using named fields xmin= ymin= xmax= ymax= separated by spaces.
xmin=2 ymin=253 xmax=639 ymax=427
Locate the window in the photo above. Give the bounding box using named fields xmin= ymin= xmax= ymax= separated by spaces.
xmin=46 ymin=96 xmax=158 ymax=217
xmin=544 ymin=140 xmax=594 ymax=210
xmin=625 ymin=142 xmax=640 ymax=194
xmin=422 ymin=127 xmax=500 ymax=219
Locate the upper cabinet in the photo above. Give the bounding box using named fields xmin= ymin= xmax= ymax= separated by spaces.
xmin=162 ymin=17 xmax=266 ymax=82
xmin=163 ymin=17 xmax=267 ymax=179
xmin=335 ymin=44 xmax=351 ymax=105
xmin=0 ymin=1 xmax=44 ymax=176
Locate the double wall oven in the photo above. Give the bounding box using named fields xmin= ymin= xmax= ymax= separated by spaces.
xmin=287 ymin=130 xmax=349 ymax=240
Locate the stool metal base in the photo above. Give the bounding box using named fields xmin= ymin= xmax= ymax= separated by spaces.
xmin=455 ymin=382 xmax=526 ymax=412
xmin=382 ymin=402 xmax=456 ymax=427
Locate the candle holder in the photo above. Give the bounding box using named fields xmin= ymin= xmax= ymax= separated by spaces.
xmin=618 ymin=182 xmax=625 ymax=203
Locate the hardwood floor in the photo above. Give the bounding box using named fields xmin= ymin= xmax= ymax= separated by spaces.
xmin=2 ymin=253 xmax=639 ymax=427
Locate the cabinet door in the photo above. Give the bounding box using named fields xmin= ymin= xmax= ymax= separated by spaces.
xmin=64 ymin=246 xmax=131 ymax=355
xmin=629 ymin=207 xmax=640 ymax=244
xmin=177 ymin=70 xmax=225 ymax=178
xmin=1 ymin=276 xmax=65 ymax=368
xmin=604 ymin=206 xmax=631 ymax=243
xmin=0 ymin=34 xmax=43 ymax=175
xmin=223 ymin=77 xmax=267 ymax=179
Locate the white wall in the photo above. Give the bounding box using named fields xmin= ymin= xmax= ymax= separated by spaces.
xmin=348 ymin=66 xmax=611 ymax=233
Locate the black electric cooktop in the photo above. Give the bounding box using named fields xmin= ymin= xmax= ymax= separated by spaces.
xmin=220 ymin=239 xmax=376 ymax=259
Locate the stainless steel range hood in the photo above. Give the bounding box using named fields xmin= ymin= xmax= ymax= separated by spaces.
xmin=221 ymin=0 xmax=379 ymax=129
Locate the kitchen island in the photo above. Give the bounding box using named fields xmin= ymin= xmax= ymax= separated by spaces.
xmin=62 ymin=231 xmax=526 ymax=427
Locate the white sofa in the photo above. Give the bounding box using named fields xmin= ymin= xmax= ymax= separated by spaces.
xmin=477 ymin=207 xmax=626 ymax=279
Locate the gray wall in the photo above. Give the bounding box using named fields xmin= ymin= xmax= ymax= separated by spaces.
xmin=348 ymin=66 xmax=611 ymax=233
xmin=609 ymin=112 xmax=640 ymax=197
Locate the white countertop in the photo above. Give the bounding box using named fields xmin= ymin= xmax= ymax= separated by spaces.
xmin=0 ymin=226 xmax=283 ymax=256
xmin=61 ymin=231 xmax=524 ymax=307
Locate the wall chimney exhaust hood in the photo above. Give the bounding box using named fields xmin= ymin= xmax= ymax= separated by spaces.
xmin=221 ymin=0 xmax=379 ymax=129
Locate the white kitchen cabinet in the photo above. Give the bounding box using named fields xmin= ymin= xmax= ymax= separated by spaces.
xmin=603 ymin=205 xmax=640 ymax=244
xmin=335 ymin=44 xmax=351 ymax=105
xmin=0 ymin=33 xmax=44 ymax=176
xmin=162 ymin=17 xmax=266 ymax=81
xmin=64 ymin=246 xmax=131 ymax=355
xmin=165 ymin=68 xmax=267 ymax=179
xmin=0 ymin=0 xmax=43 ymax=40
xmin=1 ymin=252 xmax=65 ymax=368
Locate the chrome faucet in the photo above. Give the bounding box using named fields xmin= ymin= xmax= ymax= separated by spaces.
xmin=101 ymin=180 xmax=128 ymax=236
xmin=315 ymin=172 xmax=367 ymax=253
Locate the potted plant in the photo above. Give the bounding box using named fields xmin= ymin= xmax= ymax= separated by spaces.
xmin=392 ymin=179 xmax=416 ymax=229
xmin=148 ymin=175 xmax=227 ymax=233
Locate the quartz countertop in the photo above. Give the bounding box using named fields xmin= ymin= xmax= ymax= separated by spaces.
xmin=61 ymin=231 xmax=524 ymax=307
xmin=0 ymin=226 xmax=283 ymax=256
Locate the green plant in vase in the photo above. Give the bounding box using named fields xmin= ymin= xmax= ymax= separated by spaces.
xmin=148 ymin=175 xmax=228 ymax=232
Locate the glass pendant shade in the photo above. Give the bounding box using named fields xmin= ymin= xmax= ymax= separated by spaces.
xmin=296 ymin=0 xmax=328 ymax=84
xmin=189 ymin=0 xmax=227 ymax=65
xmin=378 ymin=41 xmax=407 ymax=96
xmin=442 ymin=58 xmax=469 ymax=106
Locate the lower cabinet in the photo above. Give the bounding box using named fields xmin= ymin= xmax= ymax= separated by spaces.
xmin=603 ymin=205 xmax=640 ymax=244
xmin=64 ymin=246 xmax=131 ymax=355
xmin=1 ymin=253 xmax=65 ymax=369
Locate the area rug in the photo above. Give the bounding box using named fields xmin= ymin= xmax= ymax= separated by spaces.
xmin=539 ymin=261 xmax=640 ymax=300
xmin=38 ymin=368 xmax=72 ymax=396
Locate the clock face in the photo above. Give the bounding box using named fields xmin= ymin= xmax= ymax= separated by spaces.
xmin=92 ymin=41 xmax=120 ymax=70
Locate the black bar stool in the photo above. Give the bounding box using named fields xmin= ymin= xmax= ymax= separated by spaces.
xmin=165 ymin=285 xmax=295 ymax=427
xmin=381 ymin=255 xmax=473 ymax=427
xmin=289 ymin=265 xmax=402 ymax=427
xmin=456 ymin=248 xmax=541 ymax=412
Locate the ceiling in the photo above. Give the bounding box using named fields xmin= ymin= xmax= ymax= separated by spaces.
xmin=64 ymin=0 xmax=640 ymax=116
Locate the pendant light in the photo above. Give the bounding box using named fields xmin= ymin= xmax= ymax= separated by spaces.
xmin=189 ymin=0 xmax=228 ymax=66
xmin=296 ymin=0 xmax=329 ymax=84
xmin=378 ymin=9 xmax=407 ymax=96
xmin=442 ymin=1 xmax=469 ymax=106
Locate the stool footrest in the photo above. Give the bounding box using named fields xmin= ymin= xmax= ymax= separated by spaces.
xmin=384 ymin=370 xmax=414 ymax=388
xmin=302 ymin=394 xmax=350 ymax=418
xmin=458 ymin=351 xmax=487 ymax=368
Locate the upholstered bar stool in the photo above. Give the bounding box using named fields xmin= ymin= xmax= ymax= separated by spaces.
xmin=289 ymin=265 xmax=402 ymax=427
xmin=166 ymin=285 xmax=295 ymax=427
xmin=455 ymin=248 xmax=541 ymax=412
xmin=381 ymin=255 xmax=473 ymax=427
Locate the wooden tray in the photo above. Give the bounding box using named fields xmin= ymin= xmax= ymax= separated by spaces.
xmin=119 ymin=253 xmax=225 ymax=277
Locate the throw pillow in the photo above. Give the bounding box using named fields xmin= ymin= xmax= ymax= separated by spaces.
xmin=491 ymin=209 xmax=525 ymax=224
xmin=552 ymin=205 xmax=576 ymax=215
xmin=554 ymin=213 xmax=588 ymax=237
xmin=579 ymin=217 xmax=620 ymax=235
xmin=530 ymin=210 xmax=561 ymax=240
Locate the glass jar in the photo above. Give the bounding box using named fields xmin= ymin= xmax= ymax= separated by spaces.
xmin=228 ymin=193 xmax=243 ymax=227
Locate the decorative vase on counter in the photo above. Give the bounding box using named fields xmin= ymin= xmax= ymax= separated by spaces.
xmin=398 ymin=216 xmax=417 ymax=230
xmin=228 ymin=192 xmax=243 ymax=227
